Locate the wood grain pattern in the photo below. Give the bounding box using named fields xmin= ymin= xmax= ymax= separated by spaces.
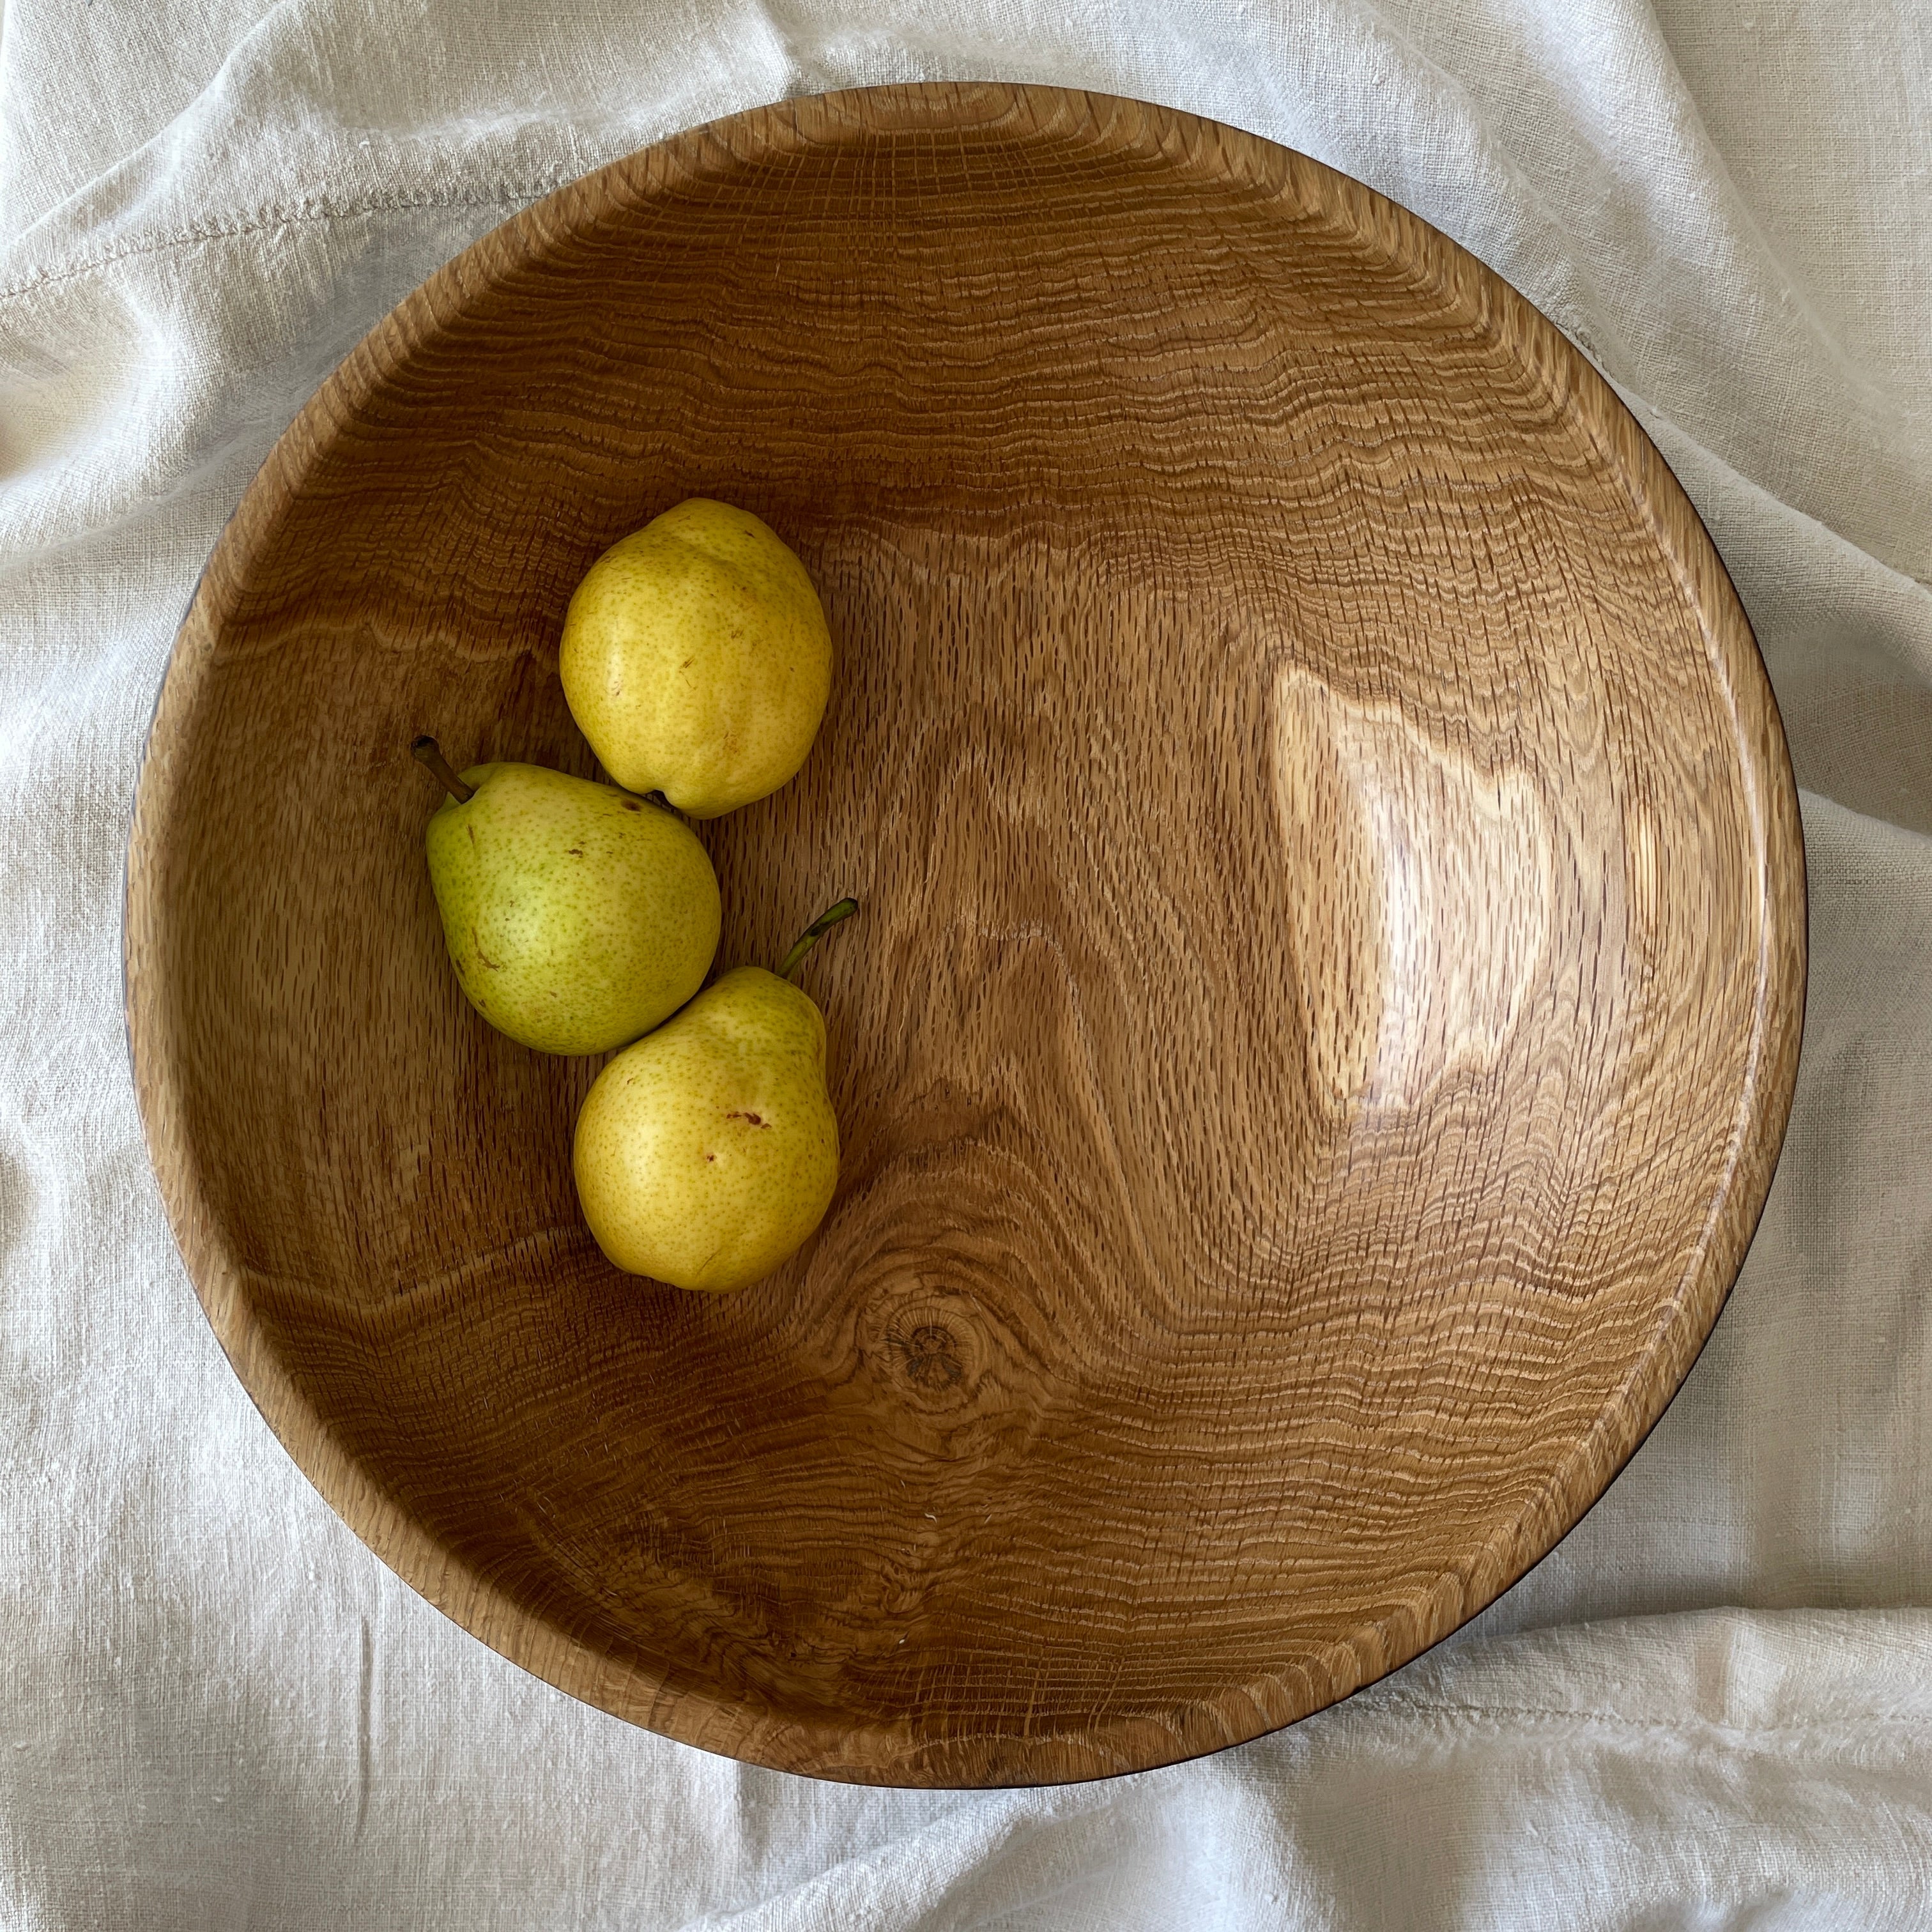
xmin=123 ymin=83 xmax=1805 ymax=1786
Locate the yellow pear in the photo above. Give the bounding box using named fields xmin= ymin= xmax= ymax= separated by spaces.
xmin=415 ymin=739 xmax=719 ymax=1056
xmin=572 ymin=901 xmax=857 ymax=1292
xmin=558 ymin=498 xmax=832 ymax=817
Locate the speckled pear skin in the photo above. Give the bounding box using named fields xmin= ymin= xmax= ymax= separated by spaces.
xmin=572 ymin=966 xmax=839 ymax=1292
xmin=423 ymin=763 xmax=721 ymax=1056
xmin=558 ymin=498 xmax=833 ymax=818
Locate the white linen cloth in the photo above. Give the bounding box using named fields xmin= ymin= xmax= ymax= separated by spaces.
xmin=3 ymin=1 xmax=1929 ymax=1924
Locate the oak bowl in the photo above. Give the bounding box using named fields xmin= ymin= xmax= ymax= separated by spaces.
xmin=126 ymin=83 xmax=1805 ymax=1786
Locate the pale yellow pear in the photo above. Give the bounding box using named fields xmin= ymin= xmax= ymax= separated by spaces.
xmin=417 ymin=743 xmax=719 ymax=1056
xmin=572 ymin=903 xmax=855 ymax=1292
xmin=559 ymin=498 xmax=832 ymax=817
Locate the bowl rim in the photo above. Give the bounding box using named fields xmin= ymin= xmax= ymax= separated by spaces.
xmin=122 ymin=77 xmax=1809 ymax=1788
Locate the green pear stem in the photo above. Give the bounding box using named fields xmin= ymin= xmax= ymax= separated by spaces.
xmin=412 ymin=736 xmax=474 ymax=803
xmin=779 ymin=898 xmax=859 ymax=982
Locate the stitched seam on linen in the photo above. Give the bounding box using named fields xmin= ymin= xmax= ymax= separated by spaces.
xmin=0 ymin=183 xmax=576 ymax=304
xmin=1394 ymin=1701 xmax=1932 ymax=1735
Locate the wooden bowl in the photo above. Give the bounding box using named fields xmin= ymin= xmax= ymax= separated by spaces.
xmin=125 ymin=83 xmax=1805 ymax=1786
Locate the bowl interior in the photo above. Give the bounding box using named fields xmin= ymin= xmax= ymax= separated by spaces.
xmin=128 ymin=85 xmax=1803 ymax=1784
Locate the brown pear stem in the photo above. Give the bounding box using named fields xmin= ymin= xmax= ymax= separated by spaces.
xmin=412 ymin=736 xmax=474 ymax=803
xmin=779 ymin=898 xmax=859 ymax=981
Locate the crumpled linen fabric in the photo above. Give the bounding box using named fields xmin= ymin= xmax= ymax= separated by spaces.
xmin=1 ymin=2 xmax=1928 ymax=1926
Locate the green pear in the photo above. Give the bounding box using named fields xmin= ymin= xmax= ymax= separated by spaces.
xmin=558 ymin=498 xmax=832 ymax=818
xmin=414 ymin=739 xmax=720 ymax=1056
xmin=572 ymin=900 xmax=857 ymax=1292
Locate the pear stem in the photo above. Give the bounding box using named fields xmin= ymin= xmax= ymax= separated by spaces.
xmin=412 ymin=736 xmax=474 ymax=803
xmin=779 ymin=898 xmax=859 ymax=981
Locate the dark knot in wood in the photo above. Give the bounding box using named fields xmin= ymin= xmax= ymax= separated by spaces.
xmin=897 ymin=1322 xmax=966 ymax=1390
